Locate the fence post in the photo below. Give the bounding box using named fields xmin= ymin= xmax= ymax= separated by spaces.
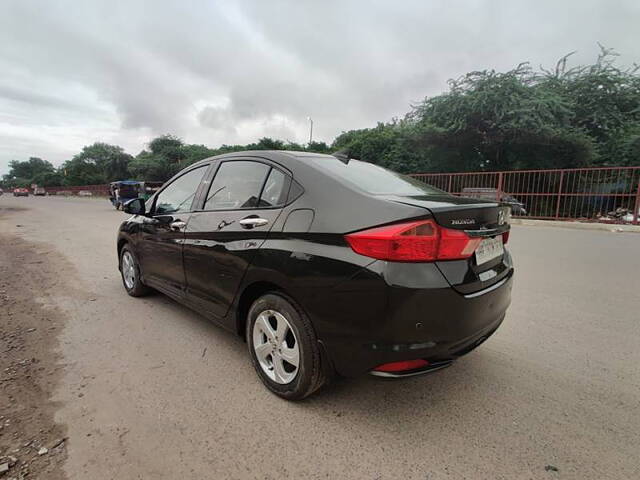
xmin=555 ymin=171 xmax=565 ymax=220
xmin=496 ymin=172 xmax=503 ymax=201
xmin=633 ymin=178 xmax=640 ymax=225
xmin=447 ymin=175 xmax=453 ymax=193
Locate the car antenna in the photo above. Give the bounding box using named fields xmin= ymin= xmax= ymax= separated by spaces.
xmin=333 ymin=150 xmax=351 ymax=164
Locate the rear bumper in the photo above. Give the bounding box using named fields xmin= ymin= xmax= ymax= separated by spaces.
xmin=321 ymin=269 xmax=513 ymax=378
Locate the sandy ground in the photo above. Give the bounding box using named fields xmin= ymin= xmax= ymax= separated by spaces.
xmin=0 ymin=195 xmax=639 ymax=480
xmin=0 ymin=227 xmax=69 ymax=479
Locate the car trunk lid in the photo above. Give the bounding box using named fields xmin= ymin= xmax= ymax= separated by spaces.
xmin=380 ymin=194 xmax=512 ymax=294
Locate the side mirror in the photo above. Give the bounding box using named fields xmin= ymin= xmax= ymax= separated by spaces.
xmin=123 ymin=198 xmax=146 ymax=215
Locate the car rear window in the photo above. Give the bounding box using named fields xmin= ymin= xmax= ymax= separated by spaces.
xmin=308 ymin=157 xmax=445 ymax=196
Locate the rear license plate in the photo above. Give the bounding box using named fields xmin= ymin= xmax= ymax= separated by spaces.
xmin=475 ymin=236 xmax=504 ymax=265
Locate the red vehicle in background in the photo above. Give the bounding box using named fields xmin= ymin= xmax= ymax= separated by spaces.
xmin=13 ymin=188 xmax=29 ymax=197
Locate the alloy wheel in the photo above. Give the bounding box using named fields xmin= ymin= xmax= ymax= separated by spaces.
xmin=121 ymin=251 xmax=136 ymax=289
xmin=252 ymin=309 xmax=300 ymax=384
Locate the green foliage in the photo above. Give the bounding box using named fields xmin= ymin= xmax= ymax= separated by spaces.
xmin=333 ymin=46 xmax=639 ymax=172
xmin=1 ymin=157 xmax=61 ymax=188
xmin=63 ymin=142 xmax=133 ymax=185
xmin=333 ymin=121 xmax=431 ymax=173
xmin=126 ymin=136 xmax=333 ymax=183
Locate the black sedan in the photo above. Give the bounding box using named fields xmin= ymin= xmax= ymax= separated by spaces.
xmin=117 ymin=151 xmax=513 ymax=399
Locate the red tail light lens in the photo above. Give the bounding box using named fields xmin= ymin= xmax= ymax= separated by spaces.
xmin=502 ymin=230 xmax=510 ymax=244
xmin=345 ymin=219 xmax=482 ymax=262
xmin=373 ymin=359 xmax=429 ymax=372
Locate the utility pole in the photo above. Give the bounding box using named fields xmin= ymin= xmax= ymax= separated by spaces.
xmin=307 ymin=117 xmax=313 ymax=145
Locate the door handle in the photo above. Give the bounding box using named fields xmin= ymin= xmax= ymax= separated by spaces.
xmin=170 ymin=221 xmax=187 ymax=232
xmin=239 ymin=217 xmax=269 ymax=229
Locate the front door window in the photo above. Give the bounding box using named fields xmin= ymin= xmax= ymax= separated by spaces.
xmin=154 ymin=166 xmax=208 ymax=215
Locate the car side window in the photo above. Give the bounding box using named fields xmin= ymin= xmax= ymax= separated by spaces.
xmin=204 ymin=161 xmax=271 ymax=210
xmin=258 ymin=168 xmax=289 ymax=207
xmin=154 ymin=166 xmax=208 ymax=215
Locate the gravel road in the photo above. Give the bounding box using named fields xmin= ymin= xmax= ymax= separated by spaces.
xmin=1 ymin=195 xmax=639 ymax=479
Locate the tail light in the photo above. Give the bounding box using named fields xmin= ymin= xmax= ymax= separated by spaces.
xmin=373 ymin=359 xmax=429 ymax=372
xmin=345 ymin=219 xmax=482 ymax=262
xmin=502 ymin=230 xmax=510 ymax=244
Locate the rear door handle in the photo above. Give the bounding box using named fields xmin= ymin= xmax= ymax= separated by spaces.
xmin=239 ymin=217 xmax=269 ymax=229
xmin=170 ymin=221 xmax=187 ymax=231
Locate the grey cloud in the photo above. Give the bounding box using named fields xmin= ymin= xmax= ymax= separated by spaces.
xmin=0 ymin=85 xmax=89 ymax=112
xmin=1 ymin=0 xmax=640 ymax=173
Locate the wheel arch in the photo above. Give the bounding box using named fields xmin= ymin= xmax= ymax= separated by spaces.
xmin=235 ymin=280 xmax=287 ymax=338
xmin=117 ymin=237 xmax=128 ymax=258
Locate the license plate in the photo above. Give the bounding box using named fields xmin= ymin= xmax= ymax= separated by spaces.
xmin=475 ymin=236 xmax=504 ymax=265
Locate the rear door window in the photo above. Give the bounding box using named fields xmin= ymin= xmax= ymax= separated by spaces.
xmin=204 ymin=161 xmax=270 ymax=210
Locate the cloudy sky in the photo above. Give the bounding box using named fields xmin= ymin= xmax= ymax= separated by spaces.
xmin=1 ymin=0 xmax=639 ymax=174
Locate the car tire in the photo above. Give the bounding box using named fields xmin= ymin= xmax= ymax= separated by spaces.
xmin=246 ymin=292 xmax=328 ymax=400
xmin=119 ymin=245 xmax=151 ymax=297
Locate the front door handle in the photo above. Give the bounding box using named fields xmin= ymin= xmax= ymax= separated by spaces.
xmin=239 ymin=217 xmax=269 ymax=229
xmin=170 ymin=220 xmax=187 ymax=232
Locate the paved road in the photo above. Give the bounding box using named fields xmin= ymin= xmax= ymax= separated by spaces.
xmin=1 ymin=195 xmax=639 ymax=479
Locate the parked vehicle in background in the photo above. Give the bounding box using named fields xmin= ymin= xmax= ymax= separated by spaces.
xmin=462 ymin=188 xmax=527 ymax=215
xmin=33 ymin=186 xmax=46 ymax=196
xmin=13 ymin=188 xmax=29 ymax=197
xmin=116 ymin=151 xmax=514 ymax=400
xmin=109 ymin=181 xmax=162 ymax=209
xmin=0 ymin=187 xmax=3 ymax=196
xmin=109 ymin=181 xmax=143 ymax=210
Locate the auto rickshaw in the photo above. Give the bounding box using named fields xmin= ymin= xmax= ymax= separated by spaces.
xmin=109 ymin=181 xmax=143 ymax=210
xmin=109 ymin=180 xmax=164 ymax=210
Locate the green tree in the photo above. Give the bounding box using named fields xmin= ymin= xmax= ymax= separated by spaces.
xmin=333 ymin=47 xmax=639 ymax=172
xmin=181 ymin=144 xmax=216 ymax=166
xmin=128 ymin=135 xmax=186 ymax=181
xmin=58 ymin=142 xmax=133 ymax=185
xmin=1 ymin=157 xmax=60 ymax=188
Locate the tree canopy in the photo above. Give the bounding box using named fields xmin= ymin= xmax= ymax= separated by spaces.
xmin=2 ymin=47 xmax=639 ymax=188
xmin=334 ymin=47 xmax=640 ymax=173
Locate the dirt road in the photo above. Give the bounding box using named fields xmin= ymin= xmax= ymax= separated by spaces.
xmin=1 ymin=195 xmax=639 ymax=479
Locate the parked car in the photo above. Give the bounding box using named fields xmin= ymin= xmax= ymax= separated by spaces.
xmin=33 ymin=186 xmax=46 ymax=196
xmin=13 ymin=188 xmax=29 ymax=197
xmin=117 ymin=151 xmax=513 ymax=399
xmin=462 ymin=188 xmax=527 ymax=215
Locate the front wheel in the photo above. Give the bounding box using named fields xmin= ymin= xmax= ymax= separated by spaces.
xmin=246 ymin=293 xmax=328 ymax=400
xmin=119 ymin=245 xmax=151 ymax=297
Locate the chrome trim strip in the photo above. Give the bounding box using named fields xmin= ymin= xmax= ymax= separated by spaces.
xmin=463 ymin=275 xmax=509 ymax=299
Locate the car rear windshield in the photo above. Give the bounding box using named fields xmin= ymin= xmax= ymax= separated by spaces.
xmin=308 ymin=157 xmax=445 ymax=196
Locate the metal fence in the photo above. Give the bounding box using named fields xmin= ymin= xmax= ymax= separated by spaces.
xmin=411 ymin=166 xmax=640 ymax=225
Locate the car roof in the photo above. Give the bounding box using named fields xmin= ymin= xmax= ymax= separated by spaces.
xmin=189 ymin=150 xmax=336 ymax=169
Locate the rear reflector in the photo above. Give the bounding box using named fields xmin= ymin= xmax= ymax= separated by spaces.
xmin=345 ymin=219 xmax=482 ymax=262
xmin=373 ymin=359 xmax=429 ymax=373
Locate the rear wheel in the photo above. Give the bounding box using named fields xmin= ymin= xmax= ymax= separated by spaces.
xmin=246 ymin=293 xmax=328 ymax=400
xmin=119 ymin=245 xmax=151 ymax=297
